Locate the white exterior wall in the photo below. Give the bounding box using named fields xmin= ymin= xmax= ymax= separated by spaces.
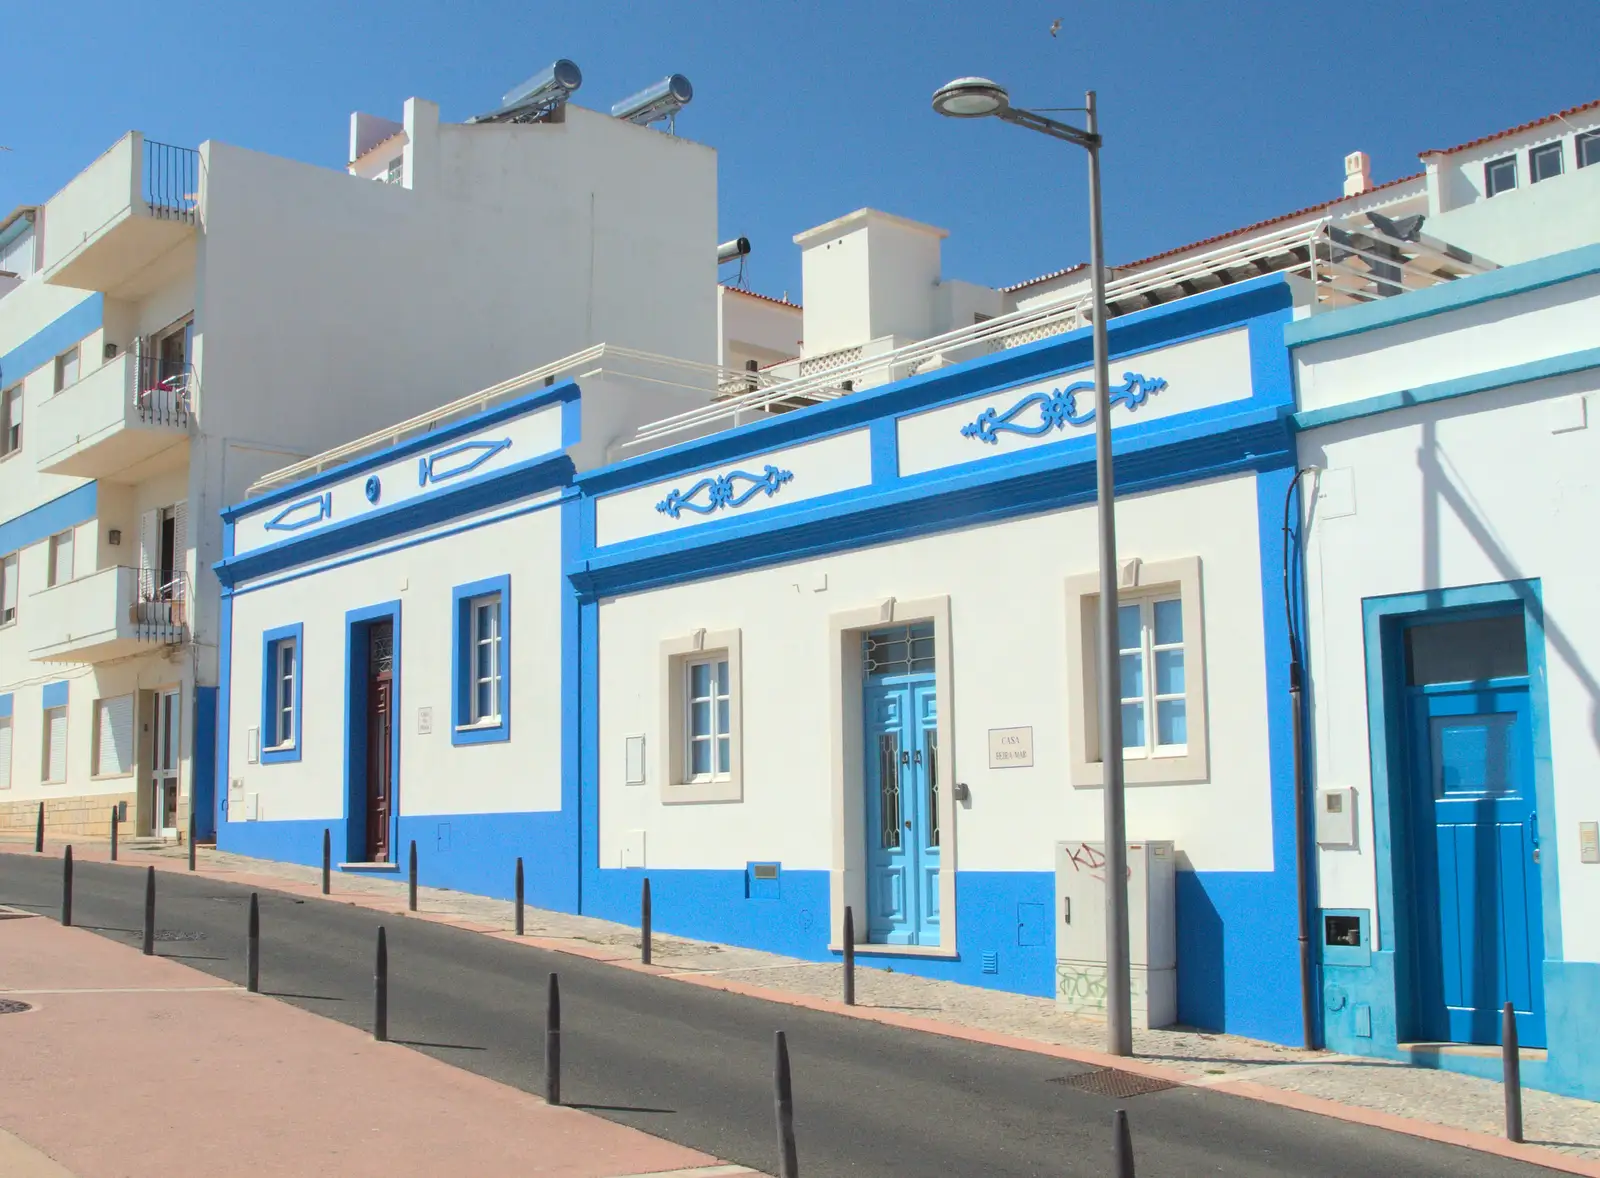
xmin=1298 ymin=272 xmax=1600 ymax=961
xmin=598 ymin=472 xmax=1275 ymax=875
xmin=224 ymin=498 xmax=564 ymax=824
xmin=718 ymin=287 xmax=801 ymax=370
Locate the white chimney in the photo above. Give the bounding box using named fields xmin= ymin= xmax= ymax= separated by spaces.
xmin=793 ymin=209 xmax=947 ymax=357
xmin=1344 ymin=151 xmax=1372 ymax=197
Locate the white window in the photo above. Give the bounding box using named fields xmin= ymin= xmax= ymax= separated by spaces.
xmin=1117 ymin=597 xmax=1187 ymax=757
xmin=659 ymin=629 xmax=743 ymax=804
xmin=684 ymin=656 xmax=731 ymax=781
xmin=271 ymin=636 xmax=297 ymax=748
xmin=0 ymin=715 xmax=12 ymax=790
xmin=1064 ymin=557 xmax=1209 ymax=787
xmin=93 ymin=694 xmax=135 ymax=777
xmin=48 ymin=528 xmax=74 ymax=587
xmin=385 ymin=156 xmax=403 ymax=184
xmin=469 ymin=593 xmax=502 ymax=725
xmin=1580 ymin=131 xmax=1600 ymax=170
xmin=1530 ymin=141 xmax=1564 ymax=184
xmin=54 ymin=345 xmax=79 ymax=392
xmin=1485 ymin=155 xmax=1517 ymax=197
xmin=0 ymin=385 xmax=20 ymax=456
xmin=42 ymin=705 xmax=67 ymax=783
xmin=0 ymin=552 xmax=17 ymax=625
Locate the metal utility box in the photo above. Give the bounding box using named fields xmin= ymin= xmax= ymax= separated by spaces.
xmin=1054 ymin=840 xmax=1177 ymax=1029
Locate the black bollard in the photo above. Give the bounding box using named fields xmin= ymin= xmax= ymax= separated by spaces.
xmin=408 ymin=840 xmax=418 ymax=912
xmin=142 ymin=866 xmax=155 ymax=955
xmin=641 ymin=876 xmax=652 ymax=965
xmin=1113 ymin=1108 xmax=1135 ymax=1177
xmin=774 ymin=1030 xmax=799 ymax=1178
xmin=110 ymin=805 xmax=119 ymax=861
xmin=61 ymin=846 xmax=73 ymax=927
xmin=373 ymin=926 xmax=388 ymax=1041
xmin=515 ymin=857 xmax=525 ymax=937
xmin=246 ymin=893 xmax=260 ymax=993
xmin=321 ymin=828 xmax=331 ymax=895
xmin=188 ymin=809 xmax=197 ymax=871
xmin=842 ymin=906 xmax=856 ymax=1006
xmin=545 ymin=972 xmax=561 ymax=1105
xmin=1503 ymin=1001 xmax=1523 ymax=1143
xmin=35 ymin=801 xmax=44 ymax=852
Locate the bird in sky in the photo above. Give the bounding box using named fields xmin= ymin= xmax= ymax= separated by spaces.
xmin=1049 ymin=18 xmax=1062 ymax=36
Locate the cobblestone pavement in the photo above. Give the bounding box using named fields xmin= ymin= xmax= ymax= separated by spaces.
xmin=24 ymin=836 xmax=1600 ymax=1165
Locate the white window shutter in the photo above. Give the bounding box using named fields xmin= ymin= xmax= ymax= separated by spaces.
xmin=1 ymin=553 xmax=16 ymax=615
xmin=0 ymin=717 xmax=12 ymax=790
xmin=45 ymin=708 xmax=67 ymax=783
xmin=138 ymin=509 xmax=158 ymax=594
xmin=173 ymin=500 xmax=187 ymax=584
xmin=95 ymin=695 xmax=134 ymax=777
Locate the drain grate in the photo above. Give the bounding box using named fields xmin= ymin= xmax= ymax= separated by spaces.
xmin=152 ymin=929 xmax=207 ymax=942
xmin=0 ymin=999 xmax=33 ymax=1015
xmin=1049 ymin=1068 xmax=1178 ymax=1098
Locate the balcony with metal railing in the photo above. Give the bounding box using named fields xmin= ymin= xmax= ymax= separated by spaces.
xmin=28 ymin=566 xmax=189 ymax=664
xmin=41 ymin=133 xmax=199 ymax=298
xmin=33 ymin=342 xmax=191 ymax=478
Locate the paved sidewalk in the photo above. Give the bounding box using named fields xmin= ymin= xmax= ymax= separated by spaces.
xmin=12 ymin=835 xmax=1600 ymax=1171
xmin=0 ymin=900 xmax=756 ymax=1178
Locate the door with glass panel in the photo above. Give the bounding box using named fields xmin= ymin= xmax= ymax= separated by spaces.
xmin=151 ymin=688 xmax=180 ymax=837
xmin=863 ymin=623 xmax=940 ymax=946
xmin=1118 ymin=597 xmax=1187 ymax=759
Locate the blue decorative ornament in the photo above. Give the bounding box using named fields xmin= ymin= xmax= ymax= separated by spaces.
xmin=365 ymin=475 xmax=381 ymax=504
xmin=655 ymin=464 xmax=795 ymax=519
xmin=960 ymin=372 xmax=1167 ymax=444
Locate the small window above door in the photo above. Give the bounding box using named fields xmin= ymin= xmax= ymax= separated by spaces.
xmin=1405 ymin=612 xmax=1528 ymax=686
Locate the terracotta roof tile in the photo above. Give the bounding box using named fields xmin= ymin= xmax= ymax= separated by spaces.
xmin=1420 ymin=97 xmax=1600 ymax=157
xmin=721 ymin=284 xmax=800 ymax=309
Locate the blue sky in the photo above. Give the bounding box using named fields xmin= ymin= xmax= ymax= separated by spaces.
xmin=6 ymin=1 xmax=1595 ymax=298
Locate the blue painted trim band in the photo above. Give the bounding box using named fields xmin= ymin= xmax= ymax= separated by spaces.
xmin=581 ymin=276 xmax=1294 ymax=498
xmin=1292 ymin=345 xmax=1600 ymax=432
xmin=0 ymin=693 xmax=11 ymax=718
xmin=0 ymin=483 xmax=97 ymax=558
xmin=259 ymin=622 xmax=304 ymax=764
xmin=220 ymin=380 xmax=581 ymax=519
xmin=343 ymin=600 xmax=402 ymax=863
xmin=41 ymin=681 xmax=68 ymax=709
xmin=1285 ymin=243 xmax=1600 ymax=348
xmin=451 ymin=574 xmax=511 ymax=745
xmin=214 ymin=452 xmax=574 ymax=587
xmin=0 ymin=294 xmax=103 ymax=389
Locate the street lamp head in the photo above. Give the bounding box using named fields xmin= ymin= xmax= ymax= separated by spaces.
xmin=931 ymin=77 xmax=1010 ymax=119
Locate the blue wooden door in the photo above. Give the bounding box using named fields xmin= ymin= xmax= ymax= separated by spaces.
xmin=864 ymin=675 xmax=939 ymax=945
xmin=1407 ymin=684 xmax=1544 ymax=1047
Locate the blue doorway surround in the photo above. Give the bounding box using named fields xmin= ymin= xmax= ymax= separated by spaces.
xmin=1355 ymin=580 xmax=1561 ymax=1053
xmin=344 ymin=600 xmax=402 ymax=865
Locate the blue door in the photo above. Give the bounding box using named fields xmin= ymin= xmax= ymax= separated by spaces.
xmin=1403 ymin=613 xmax=1545 ymax=1047
xmin=863 ymin=624 xmax=939 ymax=946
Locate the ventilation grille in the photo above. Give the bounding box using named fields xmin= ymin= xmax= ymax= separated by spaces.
xmin=1049 ymin=1068 xmax=1178 ymax=1098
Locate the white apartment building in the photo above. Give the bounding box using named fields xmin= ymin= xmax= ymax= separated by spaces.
xmin=0 ymin=72 xmax=728 ymax=841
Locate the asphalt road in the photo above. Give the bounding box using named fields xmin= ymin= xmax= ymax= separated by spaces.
xmin=0 ymin=853 xmax=1563 ymax=1178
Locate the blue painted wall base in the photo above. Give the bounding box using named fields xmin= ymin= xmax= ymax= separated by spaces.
xmin=397 ymin=811 xmax=578 ymax=914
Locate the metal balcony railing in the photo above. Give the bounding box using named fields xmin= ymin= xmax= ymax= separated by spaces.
xmin=144 ymin=140 xmax=199 ymax=224
xmin=131 ymin=337 xmax=192 ymax=426
xmin=131 ymin=566 xmax=188 ymax=639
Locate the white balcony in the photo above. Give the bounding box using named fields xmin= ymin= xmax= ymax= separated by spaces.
xmin=33 ymin=350 xmax=190 ymax=479
xmin=28 ymin=566 xmax=188 ymax=664
xmin=41 ymin=132 xmax=199 ymax=298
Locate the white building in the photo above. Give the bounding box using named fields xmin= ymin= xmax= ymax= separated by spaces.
xmin=0 ymin=75 xmax=728 ymax=842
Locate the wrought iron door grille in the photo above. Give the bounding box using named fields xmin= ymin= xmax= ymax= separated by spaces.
xmin=863 ymin=622 xmax=935 ymax=677
xmin=370 ymin=629 xmax=394 ymax=675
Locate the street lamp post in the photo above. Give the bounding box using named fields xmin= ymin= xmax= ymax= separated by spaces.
xmin=933 ymin=78 xmax=1133 ymax=1057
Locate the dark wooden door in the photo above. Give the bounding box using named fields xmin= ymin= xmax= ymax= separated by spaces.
xmin=365 ymin=621 xmax=394 ymax=862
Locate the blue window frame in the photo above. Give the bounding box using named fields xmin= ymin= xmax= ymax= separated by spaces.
xmin=260 ymin=622 xmax=303 ymax=764
xmin=451 ymin=575 xmax=510 ymax=745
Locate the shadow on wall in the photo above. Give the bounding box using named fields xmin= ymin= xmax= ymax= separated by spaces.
xmin=1176 ymin=871 xmax=1225 ymax=1030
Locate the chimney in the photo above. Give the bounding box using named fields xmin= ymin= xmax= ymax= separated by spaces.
xmin=1344 ymin=151 xmax=1372 ymax=197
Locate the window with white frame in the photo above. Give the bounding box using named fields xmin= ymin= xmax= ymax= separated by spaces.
xmin=469 ymin=593 xmax=503 ymax=725
xmin=0 ymin=552 xmax=17 ymax=624
xmin=1117 ymin=597 xmax=1187 ymax=757
xmin=1580 ymin=131 xmax=1600 ymax=170
xmin=54 ymin=345 xmax=79 ymax=392
xmin=1064 ymin=557 xmax=1209 ymax=787
xmin=683 ymin=656 xmax=731 ymax=781
xmin=659 ymin=628 xmax=743 ymax=804
xmin=48 ymin=528 xmax=74 ymax=587
xmin=451 ymin=576 xmax=510 ymax=744
xmin=268 ymin=634 xmax=297 ymax=748
xmin=1485 ymin=155 xmax=1517 ymax=197
xmin=1530 ymin=141 xmax=1564 ymax=184
xmin=0 ymin=385 xmax=21 ymax=456
xmin=42 ymin=705 xmax=67 ymax=783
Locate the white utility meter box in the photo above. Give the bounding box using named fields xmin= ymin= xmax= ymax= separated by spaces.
xmin=1054 ymin=840 xmax=1177 ymax=1029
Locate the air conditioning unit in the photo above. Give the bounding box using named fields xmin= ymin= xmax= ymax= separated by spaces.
xmin=1054 ymin=840 xmax=1177 ymax=1029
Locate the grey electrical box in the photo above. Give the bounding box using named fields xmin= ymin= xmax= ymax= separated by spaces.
xmin=1317 ymin=787 xmax=1358 ymax=848
xmin=1054 ymin=840 xmax=1176 ymax=1029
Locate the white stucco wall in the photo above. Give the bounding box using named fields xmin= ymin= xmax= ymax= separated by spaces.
xmin=597 ymin=472 xmax=1275 ymax=876
xmin=225 ymin=497 xmax=564 ymax=824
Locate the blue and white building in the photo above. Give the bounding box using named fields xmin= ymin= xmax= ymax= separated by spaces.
xmin=211 ymin=97 xmax=1600 ymax=1097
